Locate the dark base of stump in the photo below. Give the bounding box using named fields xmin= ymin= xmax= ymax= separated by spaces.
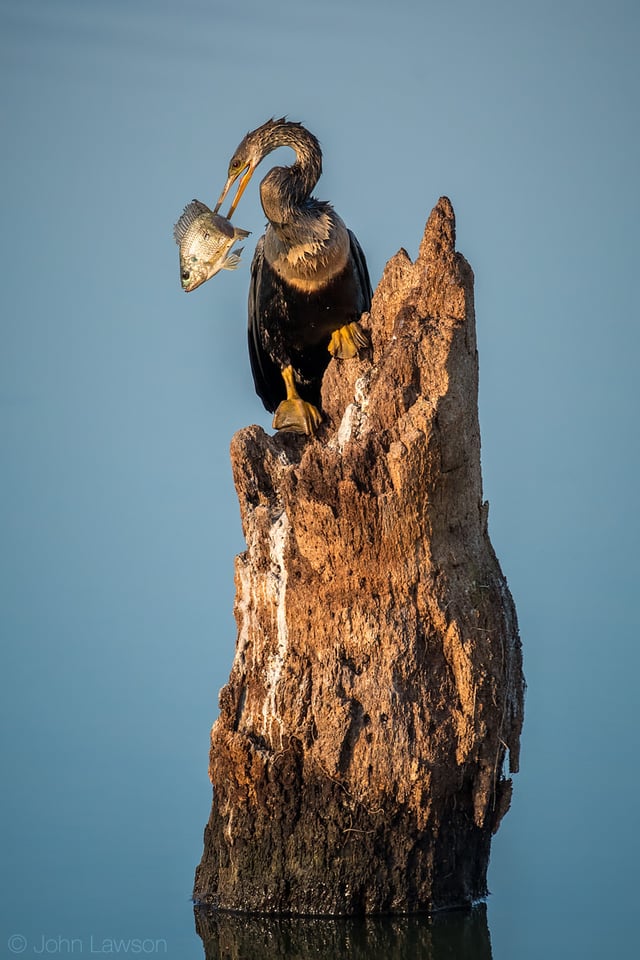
xmin=193 ymin=760 xmax=493 ymax=915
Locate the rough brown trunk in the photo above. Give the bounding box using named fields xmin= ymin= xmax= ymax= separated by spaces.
xmin=193 ymin=197 xmax=525 ymax=915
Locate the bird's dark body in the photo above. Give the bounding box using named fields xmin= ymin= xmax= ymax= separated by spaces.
xmin=216 ymin=118 xmax=373 ymax=428
xmin=248 ymin=230 xmax=372 ymax=411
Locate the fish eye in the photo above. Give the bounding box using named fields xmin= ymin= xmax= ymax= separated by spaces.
xmin=181 ymin=270 xmax=190 ymax=281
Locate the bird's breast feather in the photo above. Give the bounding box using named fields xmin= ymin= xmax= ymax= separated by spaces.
xmin=263 ymin=216 xmax=350 ymax=292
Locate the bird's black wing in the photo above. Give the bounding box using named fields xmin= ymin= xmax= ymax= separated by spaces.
xmin=248 ymin=237 xmax=284 ymax=413
xmin=348 ymin=229 xmax=373 ymax=314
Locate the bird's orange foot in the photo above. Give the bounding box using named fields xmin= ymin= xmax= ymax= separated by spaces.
xmin=272 ymin=398 xmax=322 ymax=436
xmin=327 ymin=321 xmax=369 ymax=359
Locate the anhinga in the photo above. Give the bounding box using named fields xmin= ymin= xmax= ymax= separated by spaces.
xmin=214 ymin=118 xmax=372 ymax=436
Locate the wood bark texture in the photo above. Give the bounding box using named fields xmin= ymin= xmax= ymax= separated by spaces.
xmin=193 ymin=197 xmax=525 ymax=915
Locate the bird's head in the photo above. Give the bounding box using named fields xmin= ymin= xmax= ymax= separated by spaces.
xmin=214 ymin=127 xmax=269 ymax=220
xmin=214 ymin=118 xmax=315 ymax=220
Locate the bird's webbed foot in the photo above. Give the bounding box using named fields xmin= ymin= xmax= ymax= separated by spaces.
xmin=327 ymin=321 xmax=369 ymax=359
xmin=272 ymin=364 xmax=322 ymax=436
xmin=273 ymin=398 xmax=322 ymax=436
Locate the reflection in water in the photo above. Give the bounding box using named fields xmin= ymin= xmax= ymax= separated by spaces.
xmin=195 ymin=902 xmax=492 ymax=959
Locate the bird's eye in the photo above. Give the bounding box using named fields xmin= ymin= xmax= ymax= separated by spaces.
xmin=181 ymin=270 xmax=190 ymax=280
xmin=230 ymin=158 xmax=242 ymax=171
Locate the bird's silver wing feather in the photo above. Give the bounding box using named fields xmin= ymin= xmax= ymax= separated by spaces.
xmin=248 ymin=237 xmax=283 ymax=412
xmin=347 ymin=229 xmax=373 ymax=312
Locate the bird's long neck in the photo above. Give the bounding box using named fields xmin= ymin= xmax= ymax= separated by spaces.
xmin=258 ymin=122 xmax=323 ymax=226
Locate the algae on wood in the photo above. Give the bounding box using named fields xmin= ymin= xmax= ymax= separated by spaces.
xmin=194 ymin=198 xmax=524 ymax=914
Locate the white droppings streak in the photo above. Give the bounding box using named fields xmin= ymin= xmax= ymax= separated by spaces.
xmin=262 ymin=510 xmax=290 ymax=743
xmin=336 ymin=403 xmax=359 ymax=450
xmin=329 ymin=373 xmax=372 ymax=454
xmin=354 ymin=374 xmax=371 ymax=411
xmin=233 ymin=557 xmax=254 ymax=671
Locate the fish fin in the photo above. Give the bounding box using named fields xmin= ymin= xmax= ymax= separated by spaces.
xmin=222 ymin=247 xmax=244 ymax=270
xmin=233 ymin=227 xmax=251 ymax=240
xmin=173 ymin=199 xmax=211 ymax=244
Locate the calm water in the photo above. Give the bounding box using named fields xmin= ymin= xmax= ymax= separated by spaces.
xmin=2 ymin=2 xmax=639 ymax=958
xmin=195 ymin=906 xmax=493 ymax=959
xmin=3 ymin=906 xmax=491 ymax=959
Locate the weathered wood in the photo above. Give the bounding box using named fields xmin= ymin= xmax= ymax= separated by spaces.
xmin=193 ymin=197 xmax=525 ymax=914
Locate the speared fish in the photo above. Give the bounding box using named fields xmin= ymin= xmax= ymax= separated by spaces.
xmin=173 ymin=199 xmax=250 ymax=292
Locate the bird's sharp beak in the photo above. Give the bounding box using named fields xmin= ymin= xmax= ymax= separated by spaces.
xmin=213 ymin=173 xmax=236 ymax=215
xmin=222 ymin=163 xmax=255 ymax=220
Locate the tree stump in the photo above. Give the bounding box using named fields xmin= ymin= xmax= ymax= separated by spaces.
xmin=193 ymin=197 xmax=525 ymax=914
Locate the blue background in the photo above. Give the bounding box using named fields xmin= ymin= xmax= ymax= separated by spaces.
xmin=1 ymin=1 xmax=638 ymax=956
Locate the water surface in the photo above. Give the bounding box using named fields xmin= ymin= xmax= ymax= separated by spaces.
xmin=2 ymin=2 xmax=639 ymax=958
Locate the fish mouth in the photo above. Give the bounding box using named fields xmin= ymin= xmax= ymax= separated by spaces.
xmin=181 ymin=267 xmax=202 ymax=292
xmin=182 ymin=271 xmax=217 ymax=292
